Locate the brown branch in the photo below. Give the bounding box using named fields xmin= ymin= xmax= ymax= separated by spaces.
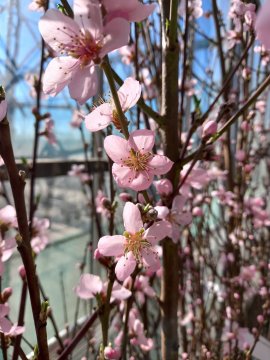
xmin=0 ymin=118 xmax=49 ymax=359
xmin=12 ymin=280 xmax=28 ymax=360
xmin=57 ymin=306 xmax=104 ymax=360
xmin=159 ymin=0 xmax=180 ymax=359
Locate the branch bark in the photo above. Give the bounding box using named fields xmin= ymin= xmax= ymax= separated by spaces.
xmin=0 ymin=118 xmax=49 ymax=359
xmin=159 ymin=0 xmax=180 ymax=359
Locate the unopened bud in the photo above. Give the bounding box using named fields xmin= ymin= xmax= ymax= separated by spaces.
xmin=202 ymin=120 xmax=217 ymax=139
xmin=192 ymin=207 xmax=203 ymax=216
xmin=145 ymin=207 xmax=158 ymax=221
xmin=119 ymin=192 xmax=132 ymax=202
xmin=2 ymin=287 xmax=13 ymax=302
xmin=257 ymin=315 xmax=264 ymax=324
xmin=18 ymin=265 xmax=26 ymax=280
xmin=101 ymin=197 xmax=111 ymax=210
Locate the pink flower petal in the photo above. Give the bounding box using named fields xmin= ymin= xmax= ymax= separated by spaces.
xmin=0 ymin=304 xmax=9 ymax=318
xmin=112 ymin=164 xmax=136 ymax=188
xmin=255 ymin=1 xmax=270 ymax=49
xmin=39 ymin=9 xmax=80 ymax=52
xmin=111 ymin=282 xmax=131 ymax=300
xmin=127 ymin=171 xmax=153 ymax=191
xmin=85 ymin=103 xmax=113 ymax=132
xmin=177 ymin=212 xmax=192 ymax=226
xmin=0 ymin=317 xmax=12 ymax=334
xmin=123 ymin=202 xmax=143 ymax=233
xmin=100 ymin=18 xmax=130 ymax=58
xmin=68 ymin=65 xmax=98 ymax=104
xmin=128 ymin=129 xmax=155 ymax=153
xmin=155 ymin=206 xmax=170 ymax=220
xmin=141 ymin=249 xmax=160 ymax=272
xmin=104 ymin=135 xmax=130 ymax=162
xmin=172 ymin=195 xmax=187 ymax=212
xmin=144 ymin=220 xmax=171 ymax=245
xmin=75 ymin=274 xmax=103 ymax=299
xmin=115 ymin=252 xmax=136 ymax=281
xmin=7 ymin=324 xmax=25 ymax=337
xmin=148 ymin=154 xmax=173 ymax=175
xmin=74 ymin=1 xmax=103 ymax=40
xmin=98 ymin=235 xmax=125 ymax=257
xmin=103 ymin=0 xmax=156 ymax=22
xmin=0 ymin=100 xmax=7 ymax=122
xmin=118 ymin=78 xmax=141 ymax=111
xmin=43 ymin=57 xmax=78 ymax=97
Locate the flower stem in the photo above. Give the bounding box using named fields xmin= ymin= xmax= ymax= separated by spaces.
xmin=101 ymin=58 xmax=129 ymax=139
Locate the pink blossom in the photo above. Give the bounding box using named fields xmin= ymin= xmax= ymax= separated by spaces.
xmin=0 ymin=99 xmax=7 ymax=122
xmin=28 ymin=0 xmax=46 ymax=12
xmin=85 ymin=78 xmax=141 ymax=132
xmin=0 ymin=304 xmax=24 ymax=337
xmin=118 ymin=45 xmax=135 ymax=65
xmin=75 ymin=273 xmax=131 ymax=301
xmin=102 ymin=0 xmax=156 ymax=23
xmin=179 ymin=0 xmax=203 ymax=19
xmin=153 ymin=179 xmax=173 ymax=196
xmin=125 ymin=275 xmax=155 ymax=305
xmin=211 ymin=188 xmax=236 ymax=207
xmin=235 ymin=149 xmax=246 ymax=162
xmin=70 ymin=110 xmax=85 ymax=128
xmin=0 ymin=237 xmax=16 ymax=276
xmin=256 ymin=100 xmax=266 ymax=114
xmin=128 ymin=309 xmax=154 ymax=351
xmin=180 ymin=165 xmax=210 ymax=196
xmin=256 ymin=0 xmax=270 ymax=49
xmin=192 ymin=207 xmax=203 ymax=217
xmin=95 ymin=190 xmax=111 ymax=218
xmin=68 ymin=164 xmax=91 ymax=183
xmin=179 ymin=78 xmax=198 ymax=97
xmin=41 ymin=118 xmax=57 ymax=145
xmin=104 ymin=129 xmax=173 ymax=191
xmin=98 ymin=202 xmax=171 ymax=281
xmin=140 ymin=68 xmax=158 ymax=100
xmin=202 ymin=120 xmax=217 ymax=138
xmin=254 ymin=45 xmax=270 ymax=66
xmin=39 ymin=3 xmax=130 ymax=104
xmin=31 ymin=217 xmax=50 ymax=254
xmin=0 ymin=205 xmax=17 ymax=228
xmin=104 ymin=345 xmax=121 ymax=360
xmin=25 ymin=73 xmax=47 ymax=99
xmin=156 ymin=195 xmax=192 ymax=242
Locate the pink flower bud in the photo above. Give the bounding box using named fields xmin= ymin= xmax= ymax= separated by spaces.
xmin=244 ymin=164 xmax=254 ymax=173
xmin=240 ymin=121 xmax=250 ymax=131
xmin=104 ymin=346 xmax=121 ymax=359
xmin=94 ymin=248 xmax=102 ymax=260
xmin=192 ymin=207 xmax=203 ymax=216
xmin=18 ymin=265 xmax=26 ymax=280
xmin=202 ymin=120 xmax=217 ymax=138
xmin=242 ymin=67 xmax=251 ymax=80
xmin=257 ymin=315 xmax=264 ymax=324
xmin=235 ymin=150 xmax=246 ymax=162
xmin=119 ymin=192 xmax=133 ymax=202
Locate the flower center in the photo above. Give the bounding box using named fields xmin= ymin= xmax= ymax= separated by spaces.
xmin=69 ymin=30 xmax=102 ymax=66
xmin=123 ymin=150 xmax=152 ymax=172
xmin=56 ymin=25 xmax=102 ymax=67
xmin=123 ymin=230 xmax=151 ymax=262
